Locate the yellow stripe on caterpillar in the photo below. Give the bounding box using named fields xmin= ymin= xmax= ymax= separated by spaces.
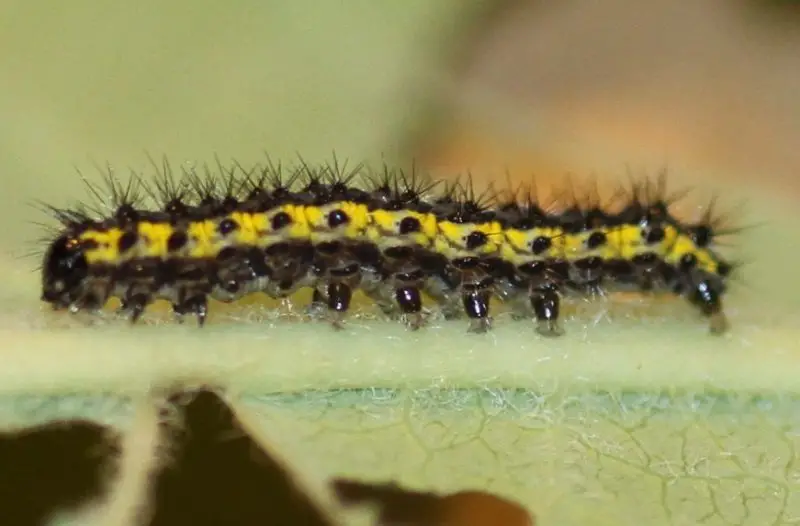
xmin=435 ymin=220 xmax=504 ymax=259
xmin=501 ymin=226 xmax=565 ymax=265
xmin=80 ymin=228 xmax=125 ymax=264
xmin=366 ymin=209 xmax=438 ymax=249
xmin=612 ymin=223 xmax=680 ymax=261
xmin=561 ymin=227 xmax=617 ymax=261
xmin=665 ymin=233 xmax=720 ymax=274
xmin=186 ymin=220 xmax=216 ymax=258
xmin=303 ymin=202 xmax=369 ymax=243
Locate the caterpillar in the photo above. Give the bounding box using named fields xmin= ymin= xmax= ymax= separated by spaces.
xmin=37 ymin=156 xmax=737 ymax=336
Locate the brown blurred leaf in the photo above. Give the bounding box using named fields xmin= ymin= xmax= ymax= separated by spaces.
xmin=332 ymin=478 xmax=534 ymax=526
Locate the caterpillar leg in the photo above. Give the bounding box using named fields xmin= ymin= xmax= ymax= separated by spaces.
xmin=323 ymin=281 xmax=353 ymax=330
xmin=630 ymin=254 xmax=666 ymax=292
xmin=687 ymin=278 xmax=728 ymax=335
xmin=67 ymin=278 xmax=112 ymax=314
xmin=308 ymin=262 xmax=361 ymax=330
xmin=510 ymin=263 xmax=565 ymax=335
xmin=394 ymin=285 xmax=424 ymax=330
xmin=361 ymin=276 xmax=426 ymax=330
xmin=308 ymin=288 xmax=328 ymax=318
xmin=530 ymin=283 xmax=563 ymax=337
xmin=117 ymin=259 xmax=161 ymax=324
xmin=173 ymin=293 xmax=209 ymax=327
xmin=212 ymin=247 xmax=272 ymax=302
xmin=119 ymin=292 xmax=151 ymax=324
xmin=393 ymin=268 xmax=428 ymax=330
xmin=569 ymin=257 xmax=606 ymax=297
xmin=462 ymin=276 xmax=493 ymax=334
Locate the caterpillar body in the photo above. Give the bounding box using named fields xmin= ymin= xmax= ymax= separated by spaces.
xmin=38 ymin=157 xmax=736 ymax=335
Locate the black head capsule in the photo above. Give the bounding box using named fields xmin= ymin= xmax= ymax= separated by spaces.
xmin=40 ymin=235 xmax=90 ymax=309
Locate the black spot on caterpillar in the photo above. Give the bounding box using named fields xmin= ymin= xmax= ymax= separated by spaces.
xmin=35 ymin=155 xmax=741 ymax=335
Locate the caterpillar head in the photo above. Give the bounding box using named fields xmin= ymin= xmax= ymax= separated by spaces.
xmin=40 ymin=234 xmax=89 ymax=309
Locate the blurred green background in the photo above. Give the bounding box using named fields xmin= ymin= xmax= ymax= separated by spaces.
xmin=0 ymin=0 xmax=493 ymax=258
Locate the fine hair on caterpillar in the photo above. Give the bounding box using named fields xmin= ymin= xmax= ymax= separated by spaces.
xmin=36 ymin=155 xmax=740 ymax=336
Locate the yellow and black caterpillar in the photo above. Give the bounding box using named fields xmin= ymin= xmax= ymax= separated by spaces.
xmin=38 ymin=157 xmax=736 ymax=335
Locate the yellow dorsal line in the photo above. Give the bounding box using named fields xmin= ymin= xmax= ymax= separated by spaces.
xmin=74 ymin=204 xmax=725 ymax=278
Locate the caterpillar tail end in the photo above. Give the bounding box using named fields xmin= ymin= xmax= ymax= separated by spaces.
xmin=708 ymin=310 xmax=729 ymax=335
